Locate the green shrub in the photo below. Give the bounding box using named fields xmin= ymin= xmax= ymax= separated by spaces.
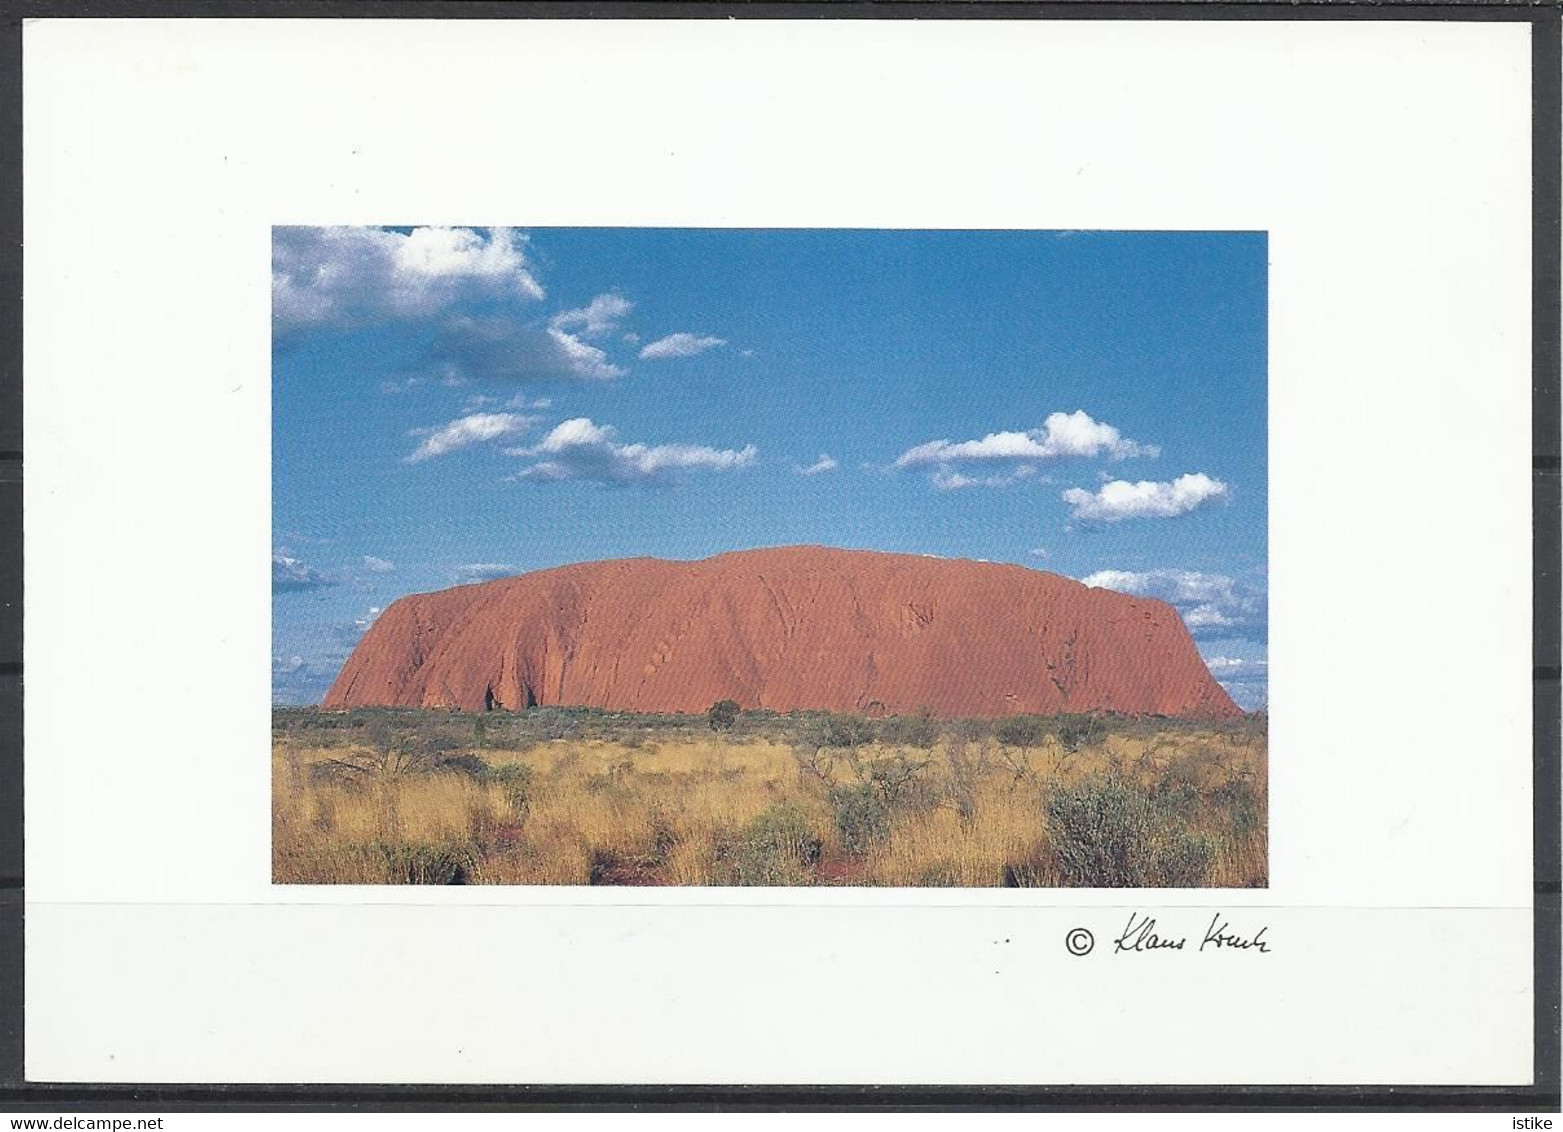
xmin=829 ymin=782 xmax=890 ymax=855
xmin=881 ymin=710 xmax=939 ymax=750
xmin=1057 ymin=713 xmax=1107 ymax=753
xmin=436 ymin=753 xmax=489 ymax=779
xmin=821 ymin=713 xmax=876 ymax=751
xmin=1155 ymin=832 xmax=1216 ymax=888
xmin=487 ymin=763 xmax=534 ymax=812
xmin=1150 ymin=778 xmax=1202 ymax=823
xmin=724 ymin=803 xmax=822 ymax=885
xmin=952 ymin=717 xmax=995 ymax=743
xmin=374 ymin=841 xmax=477 ymax=885
xmin=708 ymin=699 xmax=741 ymax=732
xmin=1044 ymin=774 xmax=1213 ymax=888
xmin=531 ymin=708 xmax=580 ymax=741
xmin=996 ymin=715 xmax=1048 ymax=750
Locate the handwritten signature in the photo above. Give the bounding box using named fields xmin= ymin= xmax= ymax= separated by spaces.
xmin=1111 ymin=911 xmax=1272 ymax=955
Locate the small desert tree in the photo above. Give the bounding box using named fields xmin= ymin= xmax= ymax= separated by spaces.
xmin=995 ymin=714 xmax=1048 ymax=786
xmin=708 ymin=699 xmax=741 ymax=733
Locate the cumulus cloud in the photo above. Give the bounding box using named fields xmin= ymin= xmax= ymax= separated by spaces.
xmin=272 ymin=552 xmax=337 ymax=593
xmin=272 ymin=226 xmax=543 ymax=333
xmin=407 ymin=412 xmax=536 ymax=462
xmin=794 ymin=454 xmax=838 ymax=476
xmin=639 ymin=332 xmax=726 ymax=360
xmin=510 ymin=417 xmax=757 ymax=487
xmin=551 ymin=293 xmax=633 ymax=338
xmin=1080 ymin=568 xmax=1266 ymax=643
xmin=427 ymin=316 xmax=626 ymax=383
xmin=545 ymin=325 xmax=626 ymax=380
xmin=1061 ymin=472 xmax=1228 ymax=521
xmin=454 ymin=563 xmax=517 ymax=584
xmin=895 ymin=410 xmax=1156 ymax=474
xmin=362 ymin=555 xmax=394 ymax=573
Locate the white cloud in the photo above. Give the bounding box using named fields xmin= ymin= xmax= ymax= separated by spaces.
xmin=1184 ymin=605 xmax=1233 ymax=630
xmin=932 ymin=466 xmax=1039 ymax=491
xmin=794 ymin=454 xmax=838 ymax=476
xmin=1062 ymin=472 xmax=1228 ymax=521
xmin=466 ymin=394 xmax=552 ymax=412
xmin=407 ymin=412 xmax=536 ymax=463
xmin=428 ymin=316 xmax=626 ymax=383
xmin=639 ymin=332 xmax=726 ymax=360
xmin=545 ymin=326 xmax=625 ymax=380
xmin=510 ymin=417 xmax=757 ymax=486
xmin=895 ymin=410 xmax=1156 ymax=472
xmin=1029 ymin=547 xmax=1050 ymax=559
xmin=454 ymin=563 xmax=517 ymax=584
xmin=272 ymin=653 xmax=339 ymax=705
xmin=272 ymin=552 xmax=336 ymax=593
xmin=1204 ymin=655 xmax=1268 ymax=677
xmin=1081 ymin=567 xmax=1238 ymax=605
xmin=1220 ymin=682 xmax=1268 ymax=712
xmin=550 ymin=293 xmax=632 ymax=338
xmin=1202 ymin=653 xmax=1269 ymax=711
xmin=272 ymin=226 xmax=543 ymax=332
xmin=1038 ymin=410 xmax=1157 ymax=460
xmin=1081 ymin=568 xmax=1266 ymax=642
xmin=362 ymin=556 xmax=394 ymax=573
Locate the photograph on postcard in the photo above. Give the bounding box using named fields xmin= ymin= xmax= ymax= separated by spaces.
xmin=271 ymin=226 xmax=1268 ymax=889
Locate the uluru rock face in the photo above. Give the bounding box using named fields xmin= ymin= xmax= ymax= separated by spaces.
xmin=324 ymin=546 xmax=1241 ymax=718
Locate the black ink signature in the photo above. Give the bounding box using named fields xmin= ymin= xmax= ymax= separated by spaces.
xmin=1200 ymin=912 xmax=1272 ymax=953
xmin=1109 ymin=911 xmax=1274 ymax=955
xmin=1112 ymin=911 xmax=1187 ymax=953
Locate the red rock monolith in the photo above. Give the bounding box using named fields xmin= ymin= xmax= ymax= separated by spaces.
xmin=323 ymin=546 xmax=1241 ymax=718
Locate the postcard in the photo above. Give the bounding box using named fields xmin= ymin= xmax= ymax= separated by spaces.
xmin=21 ymin=17 xmax=1540 ymax=1089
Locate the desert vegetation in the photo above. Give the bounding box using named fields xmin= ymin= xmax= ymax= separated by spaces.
xmin=272 ymin=706 xmax=1266 ymax=888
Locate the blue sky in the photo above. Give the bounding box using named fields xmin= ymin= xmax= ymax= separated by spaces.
xmin=273 ymin=227 xmax=1267 ymax=708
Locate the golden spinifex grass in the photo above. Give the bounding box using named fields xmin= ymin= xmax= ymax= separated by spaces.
xmin=271 ymin=708 xmax=1267 ymax=888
